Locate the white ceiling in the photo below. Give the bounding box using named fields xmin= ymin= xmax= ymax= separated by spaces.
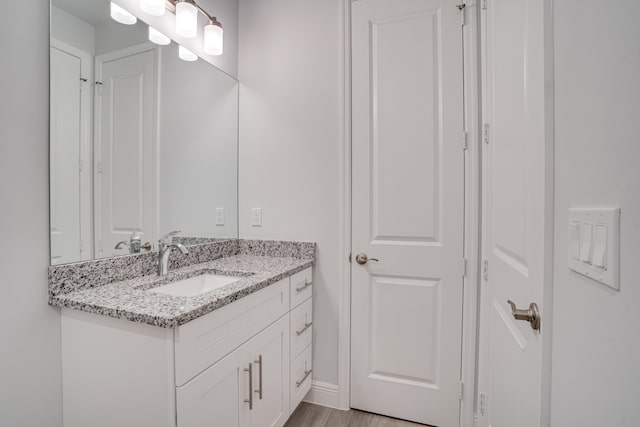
xmin=52 ymin=0 xmax=110 ymax=26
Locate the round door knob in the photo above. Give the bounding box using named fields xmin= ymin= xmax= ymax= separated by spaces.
xmin=355 ymin=253 xmax=380 ymax=265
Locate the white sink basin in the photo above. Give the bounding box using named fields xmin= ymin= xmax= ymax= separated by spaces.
xmin=151 ymin=274 xmax=241 ymax=297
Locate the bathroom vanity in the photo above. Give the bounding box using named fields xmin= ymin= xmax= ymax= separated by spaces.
xmin=50 ymin=240 xmax=314 ymax=427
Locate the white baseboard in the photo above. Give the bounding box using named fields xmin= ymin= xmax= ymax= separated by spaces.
xmin=303 ymin=381 xmax=340 ymax=409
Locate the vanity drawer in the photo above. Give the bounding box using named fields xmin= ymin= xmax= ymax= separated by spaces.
xmin=290 ymin=268 xmax=312 ymax=309
xmin=174 ymin=278 xmax=289 ymax=386
xmin=290 ymin=344 xmax=313 ymax=412
xmin=290 ymin=297 xmax=313 ymax=359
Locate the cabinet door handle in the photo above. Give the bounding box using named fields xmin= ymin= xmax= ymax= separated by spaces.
xmin=244 ymin=363 xmax=253 ymax=410
xmin=254 ymin=354 xmax=263 ymax=400
xmin=296 ymin=321 xmax=313 ymax=336
xmin=296 ymin=280 xmax=312 ymax=293
xmin=296 ymin=369 xmax=312 ymax=388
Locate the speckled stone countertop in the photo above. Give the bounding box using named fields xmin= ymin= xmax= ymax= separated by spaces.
xmin=49 ymin=254 xmax=313 ymax=328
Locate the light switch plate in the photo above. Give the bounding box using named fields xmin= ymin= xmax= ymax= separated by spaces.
xmin=215 ymin=208 xmax=225 ymax=226
xmin=252 ymin=208 xmax=262 ymax=227
xmin=568 ymin=208 xmax=620 ymax=290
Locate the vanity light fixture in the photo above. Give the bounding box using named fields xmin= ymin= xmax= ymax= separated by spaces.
xmin=110 ymin=2 xmax=137 ymax=25
xmin=178 ymin=45 xmax=198 ymax=62
xmin=149 ymin=27 xmax=171 ymax=45
xmin=204 ymin=17 xmax=223 ymax=56
xmin=112 ymin=1 xmax=224 ymax=58
xmin=140 ymin=0 xmax=166 ymax=16
xmin=175 ymin=0 xmax=198 ymax=38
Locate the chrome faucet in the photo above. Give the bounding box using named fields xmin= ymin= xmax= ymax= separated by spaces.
xmin=115 ymin=231 xmax=144 ymax=254
xmin=157 ymin=230 xmax=189 ymax=276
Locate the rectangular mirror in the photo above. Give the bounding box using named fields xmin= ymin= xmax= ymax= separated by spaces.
xmin=50 ymin=0 xmax=238 ymax=265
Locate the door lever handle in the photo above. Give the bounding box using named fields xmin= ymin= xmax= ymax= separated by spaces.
xmin=507 ymin=300 xmax=541 ymax=331
xmin=355 ymin=253 xmax=379 ymax=265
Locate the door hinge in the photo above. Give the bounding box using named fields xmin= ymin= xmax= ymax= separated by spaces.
xmin=462 ymin=258 xmax=467 ymax=277
xmin=459 ymin=381 xmax=464 ymax=400
xmin=97 ymin=161 xmax=104 ymax=174
xmin=479 ymin=393 xmax=487 ymax=415
xmin=482 ymin=259 xmax=489 ymax=281
xmin=79 ymin=159 xmax=83 ymax=172
xmin=457 ymin=3 xmax=466 ymax=26
xmin=462 ymin=131 xmax=468 ymax=151
xmin=483 ymin=123 xmax=490 ymax=144
xmin=98 ymin=240 xmax=103 ymax=253
xmin=79 ymin=239 xmax=84 ymax=253
xmin=481 ymin=0 xmax=488 ymax=10
xmin=95 ymin=81 xmax=103 ymax=96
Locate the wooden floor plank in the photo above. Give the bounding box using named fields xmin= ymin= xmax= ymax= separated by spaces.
xmin=285 ymin=403 xmax=429 ymax=427
xmin=284 ymin=402 xmax=331 ymax=427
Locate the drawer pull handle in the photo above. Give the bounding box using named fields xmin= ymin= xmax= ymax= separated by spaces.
xmin=296 ymin=281 xmax=313 ymax=293
xmin=244 ymin=363 xmax=253 ymax=410
xmin=296 ymin=322 xmax=313 ymax=336
xmin=254 ymin=354 xmax=263 ymax=400
xmin=296 ymin=369 xmax=312 ymax=388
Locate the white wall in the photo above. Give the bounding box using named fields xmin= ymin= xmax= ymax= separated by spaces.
xmin=0 ymin=2 xmax=62 ymax=426
xmin=95 ymin=18 xmax=147 ymax=55
xmin=51 ymin=5 xmax=96 ymax=54
xmin=238 ymin=0 xmax=343 ymax=385
xmin=159 ymin=42 xmax=239 ymax=239
xmin=551 ymin=2 xmax=640 ymax=426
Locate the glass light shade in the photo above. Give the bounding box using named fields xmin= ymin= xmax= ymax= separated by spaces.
xmin=140 ymin=0 xmax=165 ymax=16
xmin=149 ymin=27 xmax=171 ymax=45
xmin=178 ymin=45 xmax=198 ymax=62
xmin=110 ymin=2 xmax=137 ymax=25
xmin=204 ymin=22 xmax=223 ymax=56
xmin=175 ymin=1 xmax=197 ymax=38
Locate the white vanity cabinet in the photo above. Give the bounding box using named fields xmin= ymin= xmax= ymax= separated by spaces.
xmin=61 ymin=267 xmax=312 ymax=427
xmin=177 ymin=315 xmax=289 ymax=427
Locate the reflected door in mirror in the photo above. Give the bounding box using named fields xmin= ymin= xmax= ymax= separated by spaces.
xmin=50 ymin=41 xmax=91 ymax=265
xmin=95 ymin=46 xmax=158 ymax=258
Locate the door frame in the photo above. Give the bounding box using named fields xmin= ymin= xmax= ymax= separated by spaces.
xmin=50 ymin=38 xmax=93 ymax=261
xmin=337 ymin=1 xmax=481 ymax=426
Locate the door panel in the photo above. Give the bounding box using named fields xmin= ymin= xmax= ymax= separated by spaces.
xmin=478 ymin=1 xmax=550 ymax=426
xmin=371 ymin=7 xmax=440 ymax=242
xmin=370 ymin=276 xmax=440 ymax=385
xmin=351 ymin=0 xmax=464 ymax=425
xmin=96 ymin=47 xmax=157 ymax=257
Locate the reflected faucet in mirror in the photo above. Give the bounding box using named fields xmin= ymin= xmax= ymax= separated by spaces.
xmin=158 ymin=231 xmax=189 ymax=275
xmin=114 ymin=231 xmax=152 ymax=254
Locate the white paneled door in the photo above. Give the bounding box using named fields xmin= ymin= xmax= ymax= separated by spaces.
xmin=95 ymin=45 xmax=157 ymax=257
xmin=50 ymin=42 xmax=91 ymax=265
xmin=350 ymin=1 xmax=464 ymax=425
xmin=478 ymin=1 xmax=551 ymax=426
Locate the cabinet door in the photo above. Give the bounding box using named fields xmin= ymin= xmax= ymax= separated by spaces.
xmin=250 ymin=316 xmax=290 ymax=427
xmin=177 ymin=342 xmax=252 ymax=427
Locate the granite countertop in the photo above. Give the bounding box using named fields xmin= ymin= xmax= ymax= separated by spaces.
xmin=49 ymin=255 xmax=313 ymax=328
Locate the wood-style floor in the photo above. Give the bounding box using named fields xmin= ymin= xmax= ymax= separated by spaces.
xmin=284 ymin=402 xmax=430 ymax=427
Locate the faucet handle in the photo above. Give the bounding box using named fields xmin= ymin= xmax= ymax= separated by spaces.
xmin=159 ymin=230 xmax=181 ymax=246
xmin=130 ymin=231 xmax=143 ymax=242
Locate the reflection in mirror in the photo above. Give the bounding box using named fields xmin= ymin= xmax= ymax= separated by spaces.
xmin=50 ymin=0 xmax=238 ymax=265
